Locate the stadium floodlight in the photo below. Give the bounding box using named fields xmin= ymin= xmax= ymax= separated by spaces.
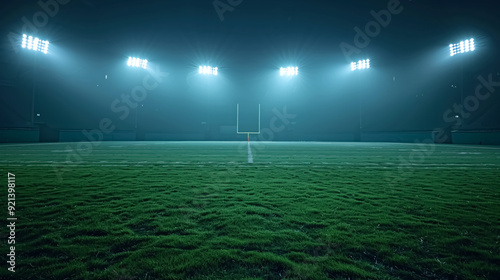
xmin=21 ymin=34 xmax=49 ymax=54
xmin=199 ymin=66 xmax=218 ymax=75
xmin=127 ymin=57 xmax=148 ymax=69
xmin=280 ymin=67 xmax=298 ymax=76
xmin=450 ymin=38 xmax=475 ymax=57
xmin=351 ymin=59 xmax=370 ymax=71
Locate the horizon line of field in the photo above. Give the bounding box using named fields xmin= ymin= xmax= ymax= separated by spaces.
xmin=1 ymin=141 xmax=500 ymax=149
xmin=1 ymin=160 xmax=498 ymax=169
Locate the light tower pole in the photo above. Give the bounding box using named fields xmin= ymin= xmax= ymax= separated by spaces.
xmin=21 ymin=34 xmax=49 ymax=127
xmin=449 ymin=38 xmax=475 ymax=127
xmin=351 ymin=59 xmax=370 ymax=141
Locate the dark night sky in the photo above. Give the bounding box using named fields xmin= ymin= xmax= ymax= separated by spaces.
xmin=1 ymin=0 xmax=499 ymax=134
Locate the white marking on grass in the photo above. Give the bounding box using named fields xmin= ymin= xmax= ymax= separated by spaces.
xmin=248 ymin=142 xmax=253 ymax=163
xmin=0 ymin=143 xmax=63 ymax=148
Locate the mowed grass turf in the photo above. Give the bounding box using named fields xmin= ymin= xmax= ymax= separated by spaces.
xmin=0 ymin=141 xmax=499 ymax=279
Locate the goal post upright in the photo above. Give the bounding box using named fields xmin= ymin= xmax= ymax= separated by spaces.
xmin=236 ymin=104 xmax=261 ymax=142
xmin=258 ymin=104 xmax=261 ymax=134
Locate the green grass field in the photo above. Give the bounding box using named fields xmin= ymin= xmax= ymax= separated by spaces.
xmin=0 ymin=141 xmax=499 ymax=279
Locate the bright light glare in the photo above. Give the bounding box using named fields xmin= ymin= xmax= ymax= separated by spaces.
xmin=450 ymin=38 xmax=475 ymax=56
xmin=280 ymin=67 xmax=298 ymax=76
xmin=128 ymin=57 xmax=148 ymax=69
xmin=21 ymin=34 xmax=49 ymax=54
xmin=351 ymin=59 xmax=370 ymax=71
xmin=199 ymin=66 xmax=218 ymax=75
